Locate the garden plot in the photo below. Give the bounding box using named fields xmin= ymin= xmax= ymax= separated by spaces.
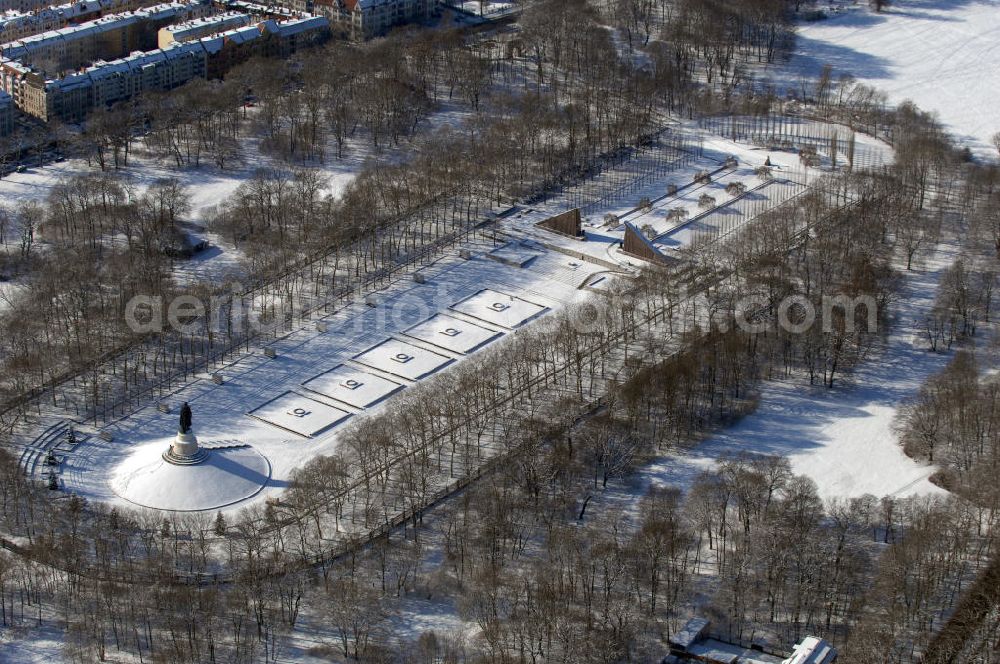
xmin=301 ymin=365 xmax=405 ymax=409
xmin=450 ymin=289 xmax=548 ymax=329
xmin=403 ymin=314 xmax=504 ymax=355
xmin=352 ymin=339 xmax=454 ymax=381
xmin=247 ymin=391 xmax=352 ymax=438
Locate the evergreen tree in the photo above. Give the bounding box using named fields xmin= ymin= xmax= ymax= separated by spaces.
xmin=214 ymin=511 xmax=227 ymax=536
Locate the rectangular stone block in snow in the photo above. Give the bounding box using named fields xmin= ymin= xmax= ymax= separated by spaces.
xmin=402 ymin=314 xmax=503 ymax=355
xmin=351 ymin=339 xmax=453 ymax=381
xmin=302 ymin=364 xmax=405 ymax=409
xmin=248 ymin=391 xmax=352 ymax=438
xmin=449 ymin=289 xmax=548 ymax=329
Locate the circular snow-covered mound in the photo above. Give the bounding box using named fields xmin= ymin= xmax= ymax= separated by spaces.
xmin=110 ymin=440 xmax=271 ymax=512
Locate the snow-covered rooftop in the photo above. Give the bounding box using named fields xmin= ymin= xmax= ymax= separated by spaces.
xmin=222 ymin=0 xmax=296 ymax=18
xmin=782 ymin=637 xmax=837 ymax=664
xmin=272 ymin=14 xmax=325 ymax=36
xmin=160 ymin=10 xmax=250 ymax=39
xmin=0 ymin=0 xmax=106 ymax=35
xmin=1 ymin=0 xmax=201 ymax=59
xmin=47 ymin=38 xmax=207 ymax=89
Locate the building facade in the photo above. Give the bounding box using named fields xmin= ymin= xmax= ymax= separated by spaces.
xmin=1 ymin=0 xmax=68 ymax=14
xmin=309 ymin=0 xmax=435 ymax=40
xmin=0 ymin=88 xmax=12 ymax=135
xmin=8 ymin=13 xmax=326 ymax=122
xmin=0 ymin=0 xmax=160 ymax=44
xmin=1 ymin=0 xmax=211 ymax=72
xmin=157 ymin=10 xmax=249 ymax=47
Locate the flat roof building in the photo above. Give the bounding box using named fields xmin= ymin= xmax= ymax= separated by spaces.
xmin=667 ymin=619 xmax=837 ymax=664
xmin=1 ymin=0 xmax=210 ymax=71
xmin=1 ymin=0 xmax=78 ymax=14
xmin=157 ymin=10 xmax=249 ymax=46
xmin=782 ymin=637 xmax=838 ymax=664
xmin=8 ymin=11 xmax=326 ymax=122
xmin=0 ymin=0 xmax=158 ymax=43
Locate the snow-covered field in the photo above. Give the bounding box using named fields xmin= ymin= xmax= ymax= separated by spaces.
xmin=598 ymin=239 xmax=960 ymax=514
xmin=0 ymin=145 xmax=360 ymax=287
xmin=779 ymin=0 xmax=1000 ymax=157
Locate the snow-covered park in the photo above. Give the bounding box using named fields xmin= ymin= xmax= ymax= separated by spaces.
xmin=52 ymin=241 xmax=598 ymax=513
xmin=19 ymin=118 xmax=915 ymax=516
xmin=778 ymin=0 xmax=1000 ymax=157
xmin=5 ymin=3 xmax=999 ymax=660
xmin=598 ymin=237 xmax=957 ymax=516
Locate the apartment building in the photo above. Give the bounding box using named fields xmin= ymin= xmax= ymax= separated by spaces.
xmin=15 ymin=13 xmax=326 ymax=121
xmin=0 ymin=0 xmax=63 ymax=13
xmin=157 ymin=10 xmax=249 ymax=46
xmin=0 ymin=0 xmax=158 ymax=43
xmin=220 ymin=0 xmax=296 ymax=19
xmin=308 ymin=0 xmax=435 ymax=40
xmin=0 ymin=88 xmax=12 ymax=135
xmin=0 ymin=0 xmax=210 ymax=71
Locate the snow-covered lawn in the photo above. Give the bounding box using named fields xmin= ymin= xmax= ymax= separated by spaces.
xmin=0 ymin=623 xmax=66 ymax=664
xmin=0 ymin=101 xmax=476 ymax=297
xmin=780 ymin=0 xmax=1000 ymax=157
xmin=601 ymin=240 xmax=961 ymax=511
xmin=249 ymin=391 xmax=354 ymax=438
xmin=0 ymin=146 xmax=360 ymax=288
xmin=352 ymin=338 xmax=455 ymax=382
xmin=302 ymin=364 xmax=405 ymax=409
xmin=112 ymin=441 xmax=271 ymax=511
